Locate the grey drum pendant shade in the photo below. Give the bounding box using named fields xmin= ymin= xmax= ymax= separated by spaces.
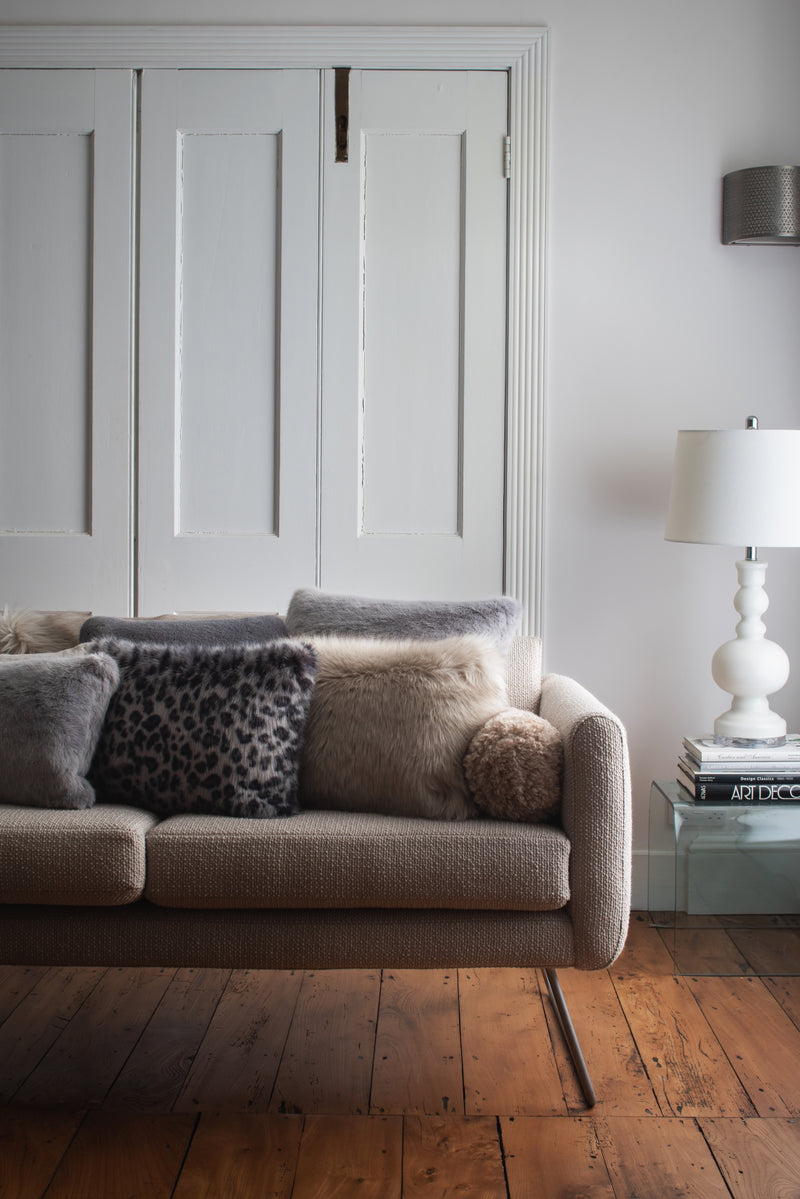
xmin=722 ymin=166 xmax=800 ymax=245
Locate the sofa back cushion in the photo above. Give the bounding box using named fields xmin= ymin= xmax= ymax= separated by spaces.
xmin=286 ymin=588 xmax=521 ymax=649
xmin=80 ymin=613 xmax=288 ymax=645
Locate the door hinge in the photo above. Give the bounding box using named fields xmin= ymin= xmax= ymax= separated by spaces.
xmin=503 ymin=136 xmax=512 ymax=179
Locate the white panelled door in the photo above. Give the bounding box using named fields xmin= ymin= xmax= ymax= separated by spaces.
xmin=0 ymin=70 xmax=134 ymax=613
xmin=1 ymin=65 xmax=511 ymax=616
xmin=136 ymin=70 xmax=320 ymax=616
xmin=320 ymin=70 xmax=509 ymax=599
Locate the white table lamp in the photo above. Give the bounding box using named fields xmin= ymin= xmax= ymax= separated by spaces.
xmin=665 ymin=419 xmax=800 ymax=744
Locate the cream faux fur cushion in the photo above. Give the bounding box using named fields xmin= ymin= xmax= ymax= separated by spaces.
xmin=0 ymin=608 xmax=89 ymax=655
xmin=464 ymin=707 xmax=563 ymax=823
xmin=299 ymin=634 xmax=508 ymax=820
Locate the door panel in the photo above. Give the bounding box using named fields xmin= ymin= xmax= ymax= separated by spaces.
xmin=177 ymin=130 xmax=280 ymax=538
xmin=320 ymin=69 xmax=508 ymax=599
xmin=0 ymin=70 xmax=134 ymax=612
xmin=137 ymin=70 xmax=320 ymax=615
xmin=361 ymin=129 xmax=463 ymax=538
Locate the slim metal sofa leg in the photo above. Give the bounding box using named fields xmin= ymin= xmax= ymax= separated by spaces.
xmin=543 ymin=967 xmax=597 ymax=1108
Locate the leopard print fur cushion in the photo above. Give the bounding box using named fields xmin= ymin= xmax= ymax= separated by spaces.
xmin=87 ymin=638 xmax=318 ymax=819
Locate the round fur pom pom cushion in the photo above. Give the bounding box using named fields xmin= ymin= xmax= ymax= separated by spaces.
xmin=463 ymin=707 xmax=563 ymax=822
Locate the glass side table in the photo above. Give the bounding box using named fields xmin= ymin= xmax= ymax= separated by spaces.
xmin=648 ymin=779 xmax=800 ymax=975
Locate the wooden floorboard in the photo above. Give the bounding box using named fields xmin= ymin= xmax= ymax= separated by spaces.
xmin=2 ymin=913 xmax=800 ymax=1197
xmin=105 ymin=967 xmax=229 ymax=1112
xmin=501 ymin=1115 xmax=616 ymax=1198
xmin=698 ymin=1117 xmax=800 ymax=1199
xmin=402 ymin=1114 xmax=507 ymax=1197
xmin=14 ymin=967 xmax=174 ymax=1110
xmin=459 ymin=968 xmax=564 ymax=1117
xmin=269 ymin=969 xmax=380 ymax=1116
xmin=688 ymin=976 xmax=800 ymax=1117
xmin=593 ymin=1115 xmax=733 ymax=1198
xmin=0 ymin=1106 xmax=85 ymax=1199
xmin=173 ymin=968 xmax=302 ymax=1115
xmin=173 ymin=1112 xmax=303 ymax=1199
xmin=0 ymin=967 xmax=105 ymax=1104
xmin=370 ymin=969 xmax=463 ymax=1117
xmin=290 ymin=1114 xmax=402 ymax=1199
xmin=545 ymin=967 xmax=658 ymax=1116
xmin=42 ymin=1111 xmax=196 ymax=1199
xmin=763 ymin=973 xmax=800 ymax=1030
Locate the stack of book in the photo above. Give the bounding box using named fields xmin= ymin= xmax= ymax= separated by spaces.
xmin=678 ymin=734 xmax=800 ymax=802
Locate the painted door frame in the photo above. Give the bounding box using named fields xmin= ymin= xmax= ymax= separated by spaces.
xmin=0 ymin=25 xmax=548 ymax=634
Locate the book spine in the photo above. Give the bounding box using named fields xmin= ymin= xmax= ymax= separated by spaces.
xmin=692 ymin=780 xmax=800 ymax=802
xmin=688 ymin=772 xmax=800 ymax=785
xmin=686 ymin=743 xmax=800 ymax=762
xmin=683 ymin=738 xmax=800 ymax=763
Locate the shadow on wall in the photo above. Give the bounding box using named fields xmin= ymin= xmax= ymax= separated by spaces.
xmin=581 ymin=452 xmax=673 ymax=527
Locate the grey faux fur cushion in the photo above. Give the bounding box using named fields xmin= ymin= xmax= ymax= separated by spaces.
xmin=80 ymin=613 xmax=288 ymax=646
xmin=464 ymin=708 xmax=563 ymax=823
xmin=0 ymin=651 xmax=120 ymax=809
xmin=88 ymin=639 xmax=318 ymax=819
xmin=286 ymin=589 xmax=521 ymax=649
xmin=299 ymin=634 xmax=508 ymax=820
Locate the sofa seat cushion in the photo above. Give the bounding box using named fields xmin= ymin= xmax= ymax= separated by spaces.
xmin=0 ymin=804 xmax=159 ymax=905
xmin=144 ymin=811 xmax=571 ymax=911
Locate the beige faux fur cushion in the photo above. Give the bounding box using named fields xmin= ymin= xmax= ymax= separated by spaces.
xmin=0 ymin=609 xmax=89 ymax=655
xmin=464 ymin=707 xmax=563 ymax=823
xmin=299 ymin=634 xmax=508 ymax=820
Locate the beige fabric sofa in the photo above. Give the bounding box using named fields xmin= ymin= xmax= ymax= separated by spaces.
xmin=0 ymin=635 xmax=631 ymax=1105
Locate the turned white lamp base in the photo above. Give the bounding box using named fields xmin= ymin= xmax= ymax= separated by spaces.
xmin=711 ymin=558 xmax=789 ymax=744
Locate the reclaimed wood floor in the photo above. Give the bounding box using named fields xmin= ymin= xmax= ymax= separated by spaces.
xmin=1 ymin=913 xmax=800 ymax=1197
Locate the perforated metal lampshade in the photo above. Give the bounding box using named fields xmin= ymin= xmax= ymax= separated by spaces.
xmin=722 ymin=166 xmax=800 ymax=245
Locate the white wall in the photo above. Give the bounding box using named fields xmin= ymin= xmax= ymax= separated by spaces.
xmin=3 ymin=0 xmax=800 ymax=906
xmin=541 ymin=0 xmax=800 ymax=905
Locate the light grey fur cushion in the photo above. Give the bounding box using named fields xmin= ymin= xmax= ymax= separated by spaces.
xmin=80 ymin=613 xmax=288 ymax=646
xmin=464 ymin=708 xmax=563 ymax=823
xmin=286 ymin=589 xmax=521 ymax=649
xmin=0 ymin=651 xmax=120 ymax=809
xmin=299 ymin=634 xmax=508 ymax=820
xmin=88 ymin=639 xmax=318 ymax=819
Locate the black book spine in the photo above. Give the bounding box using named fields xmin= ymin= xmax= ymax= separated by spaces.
xmin=693 ymin=779 xmax=800 ymax=802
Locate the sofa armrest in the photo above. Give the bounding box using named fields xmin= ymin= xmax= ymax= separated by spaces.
xmin=539 ymin=673 xmax=631 ymax=969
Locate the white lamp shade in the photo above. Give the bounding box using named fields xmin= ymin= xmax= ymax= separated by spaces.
xmin=665 ymin=429 xmax=800 ymax=547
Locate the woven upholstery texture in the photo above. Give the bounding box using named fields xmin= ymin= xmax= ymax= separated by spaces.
xmin=504 ymin=635 xmax=543 ymax=712
xmin=539 ymin=673 xmax=631 ymax=969
xmin=0 ymin=804 xmax=158 ymax=905
xmin=144 ymin=810 xmax=570 ymax=911
xmin=0 ymin=903 xmax=576 ymax=970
